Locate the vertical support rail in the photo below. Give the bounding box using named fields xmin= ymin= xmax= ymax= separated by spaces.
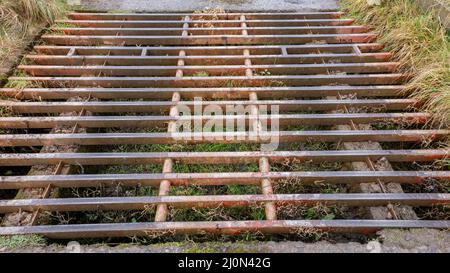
xmin=241 ymin=16 xmax=253 ymax=78
xmin=240 ymin=15 xmax=249 ymax=36
xmin=154 ymin=16 xmax=189 ymax=222
xmin=241 ymin=15 xmax=276 ymax=220
xmin=250 ymin=91 xmax=277 ymax=220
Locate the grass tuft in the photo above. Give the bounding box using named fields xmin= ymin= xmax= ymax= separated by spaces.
xmin=341 ymin=0 xmax=450 ymax=127
xmin=0 ymin=0 xmax=67 ymax=67
xmin=0 ymin=235 xmax=46 ymax=249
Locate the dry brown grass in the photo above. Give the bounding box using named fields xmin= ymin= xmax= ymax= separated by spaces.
xmin=440 ymin=0 xmax=450 ymax=7
xmin=342 ymin=0 xmax=450 ymax=127
xmin=0 ymin=0 xmax=66 ymax=68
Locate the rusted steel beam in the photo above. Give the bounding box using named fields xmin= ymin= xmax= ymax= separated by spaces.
xmin=0 ymin=220 xmax=449 ymax=238
xmin=56 ymin=19 xmax=355 ymax=28
xmin=19 ymin=63 xmax=398 ymax=77
xmin=54 ymin=26 xmax=369 ymax=36
xmin=0 ymin=86 xmax=406 ymax=100
xmin=41 ymin=33 xmax=377 ymax=46
xmin=0 ymin=130 xmax=447 ymax=147
xmin=33 ymin=44 xmax=384 ymax=55
xmin=0 ymin=99 xmax=416 ymax=113
xmin=0 ymin=193 xmax=448 ymax=213
xmin=0 ymin=150 xmax=447 ymax=166
xmin=154 ymin=17 xmax=188 ymax=223
xmin=0 ymin=113 xmax=430 ymax=129
xmin=7 ymin=74 xmax=406 ymax=88
xmin=25 ymin=53 xmax=392 ymax=66
xmin=67 ymin=12 xmax=345 ymax=20
xmin=0 ymin=171 xmax=448 ymax=189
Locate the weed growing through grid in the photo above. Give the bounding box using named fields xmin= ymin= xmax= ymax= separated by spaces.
xmin=192 ymin=71 xmax=210 ymax=77
xmin=0 ymin=234 xmax=46 ymax=249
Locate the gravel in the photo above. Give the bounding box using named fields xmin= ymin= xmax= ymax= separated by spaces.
xmin=71 ymin=0 xmax=339 ymax=12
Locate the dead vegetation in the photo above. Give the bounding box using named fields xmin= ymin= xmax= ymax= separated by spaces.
xmin=342 ymin=0 xmax=450 ymax=127
xmin=193 ymin=7 xmax=225 ymax=28
xmin=0 ymin=0 xmax=66 ymax=71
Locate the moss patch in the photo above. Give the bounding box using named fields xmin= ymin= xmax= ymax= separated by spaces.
xmin=0 ymin=235 xmax=46 ymax=249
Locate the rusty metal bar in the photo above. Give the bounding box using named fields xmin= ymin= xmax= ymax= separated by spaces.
xmin=0 ymin=130 xmax=446 ymax=147
xmin=0 ymin=149 xmax=447 ymax=166
xmin=154 ymin=159 xmax=173 ymax=222
xmin=7 ymin=74 xmax=406 ymax=87
xmin=33 ymin=44 xmax=385 ymax=55
xmin=246 ymin=37 xmax=277 ymax=219
xmin=154 ymin=91 xmax=179 ymax=221
xmin=54 ymin=26 xmax=369 ymax=36
xmin=0 ymin=113 xmax=431 ymax=129
xmin=19 ymin=63 xmax=399 ymax=76
xmin=41 ymin=33 xmax=377 ymax=46
xmin=5 ymin=74 xmax=409 ymax=87
xmin=67 ymin=12 xmax=345 ymax=20
xmin=26 ymin=53 xmax=392 ymax=66
xmin=0 ymin=99 xmax=416 ymax=113
xmin=154 ymin=16 xmax=190 ymax=222
xmin=0 ymin=86 xmax=406 ymax=100
xmin=259 ymin=157 xmax=277 ymax=220
xmin=56 ymin=19 xmax=356 ymax=28
xmin=0 ymin=193 xmax=448 ymax=213
xmin=0 ymin=220 xmax=449 ymax=238
xmin=1 ymin=171 xmax=448 ymax=189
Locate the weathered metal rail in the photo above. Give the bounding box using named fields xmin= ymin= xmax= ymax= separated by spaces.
xmin=0 ymin=86 xmax=406 ymax=100
xmin=0 ymin=130 xmax=448 ymax=146
xmin=0 ymin=113 xmax=431 ymax=129
xmin=8 ymin=74 xmax=406 ymax=87
xmin=0 ymin=11 xmax=448 ymax=239
xmin=1 ymin=220 xmax=449 ymax=239
xmin=1 ymin=171 xmax=449 ymax=189
xmin=0 ymin=193 xmax=448 ymax=213
xmin=0 ymin=99 xmax=418 ymax=112
xmin=0 ymin=150 xmax=447 ymax=166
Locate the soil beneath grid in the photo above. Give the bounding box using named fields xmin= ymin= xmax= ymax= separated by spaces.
xmin=1 ymin=229 xmax=449 ymax=253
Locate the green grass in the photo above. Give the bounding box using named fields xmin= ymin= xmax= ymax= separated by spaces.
xmin=0 ymin=235 xmax=46 ymax=249
xmin=4 ymin=70 xmax=33 ymax=89
xmin=53 ymin=22 xmax=76 ymax=28
xmin=192 ymin=71 xmax=209 ymax=77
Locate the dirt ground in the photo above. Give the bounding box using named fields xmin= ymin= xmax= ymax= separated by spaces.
xmin=1 ymin=229 xmax=449 ymax=253
xmin=72 ymin=0 xmax=339 ymax=12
